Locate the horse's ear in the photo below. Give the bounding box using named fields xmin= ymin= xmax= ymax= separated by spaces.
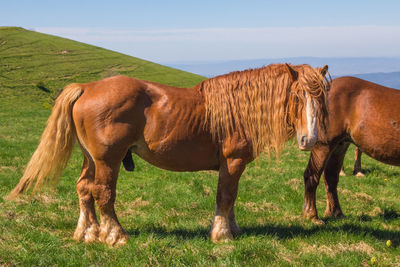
xmin=320 ymin=65 xmax=328 ymax=77
xmin=285 ymin=63 xmax=298 ymax=81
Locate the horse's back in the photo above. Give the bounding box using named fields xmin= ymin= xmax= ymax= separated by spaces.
xmin=331 ymin=76 xmax=400 ymax=121
xmin=72 ymin=75 xmax=220 ymax=171
xmin=330 ymin=76 xmax=400 ymax=165
xmin=78 ymin=75 xmax=147 ymax=102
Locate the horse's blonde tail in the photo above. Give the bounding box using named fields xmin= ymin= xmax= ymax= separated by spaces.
xmin=6 ymin=83 xmax=84 ymax=200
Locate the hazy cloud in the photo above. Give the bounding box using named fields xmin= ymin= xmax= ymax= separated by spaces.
xmin=36 ymin=26 xmax=400 ymax=62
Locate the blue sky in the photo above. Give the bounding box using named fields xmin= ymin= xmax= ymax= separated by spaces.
xmin=2 ymin=0 xmax=400 ymax=62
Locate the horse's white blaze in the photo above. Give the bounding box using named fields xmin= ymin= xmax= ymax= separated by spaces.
xmin=306 ymin=93 xmax=317 ymax=139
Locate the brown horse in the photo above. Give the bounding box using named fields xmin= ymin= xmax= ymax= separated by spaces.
xmin=8 ymin=63 xmax=329 ymax=246
xmin=303 ymin=76 xmax=400 ymax=223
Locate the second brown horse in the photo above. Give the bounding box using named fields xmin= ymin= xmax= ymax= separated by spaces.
xmin=303 ymin=76 xmax=400 ymax=223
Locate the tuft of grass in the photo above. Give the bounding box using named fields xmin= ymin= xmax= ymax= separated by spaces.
xmin=1 ymin=27 xmax=400 ymax=266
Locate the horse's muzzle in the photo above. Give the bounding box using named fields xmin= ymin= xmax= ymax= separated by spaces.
xmin=297 ymin=133 xmax=317 ymax=151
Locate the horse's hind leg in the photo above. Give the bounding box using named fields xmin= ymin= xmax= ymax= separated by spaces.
xmin=339 ymin=165 xmax=346 ymax=176
xmin=323 ymin=142 xmax=349 ymax=218
xmin=92 ymin=158 xmax=128 ymax=246
xmin=352 ymin=147 xmax=364 ymax=177
xmin=74 ymin=152 xmax=99 ymax=243
xmin=210 ymin=157 xmax=245 ymax=242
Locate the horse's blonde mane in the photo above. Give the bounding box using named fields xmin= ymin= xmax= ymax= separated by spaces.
xmin=201 ymin=63 xmax=329 ymax=157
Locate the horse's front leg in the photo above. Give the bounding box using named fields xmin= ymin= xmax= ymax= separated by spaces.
xmin=228 ymin=206 xmax=242 ymax=236
xmin=303 ymin=143 xmax=330 ymax=224
xmin=323 ymin=143 xmax=349 ymax=218
xmin=210 ymin=157 xmax=246 ymax=242
xmin=92 ymin=159 xmax=128 ymax=246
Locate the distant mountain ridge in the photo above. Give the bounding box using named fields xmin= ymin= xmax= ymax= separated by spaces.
xmin=165 ymin=57 xmax=400 ymax=88
xmin=351 ymin=72 xmax=400 ymax=89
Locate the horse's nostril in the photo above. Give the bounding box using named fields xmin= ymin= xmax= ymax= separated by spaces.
xmin=301 ymin=135 xmax=307 ymax=146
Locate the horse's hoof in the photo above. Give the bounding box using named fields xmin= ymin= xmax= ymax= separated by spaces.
xmin=339 ymin=170 xmax=346 ymax=176
xmin=354 ymin=172 xmax=365 ymax=177
xmin=302 ymin=210 xmax=324 ymax=225
xmin=84 ymin=225 xmax=100 ymax=243
xmin=302 ymin=210 xmax=318 ymax=220
xmin=324 ymin=210 xmax=345 ymax=219
xmin=99 ymin=225 xmax=129 ymax=246
xmin=311 ymin=218 xmax=325 ymax=225
xmin=210 ymin=215 xmax=233 ymax=243
xmin=73 ymin=224 xmax=99 ymax=243
xmin=210 ymin=229 xmax=233 ymax=243
xmin=108 ymin=231 xmax=129 ymax=246
xmin=103 ymin=231 xmax=129 ymax=246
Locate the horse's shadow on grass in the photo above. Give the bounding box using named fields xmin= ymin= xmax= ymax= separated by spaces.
xmin=362 ymin=166 xmax=400 ymax=176
xmin=126 ymin=214 xmax=400 ymax=247
xmin=241 ymin=222 xmax=400 ymax=245
xmin=127 ymin=227 xmax=209 ymax=240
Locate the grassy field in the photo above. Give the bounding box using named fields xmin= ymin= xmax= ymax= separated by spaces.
xmin=1 ymin=27 xmax=400 ymax=266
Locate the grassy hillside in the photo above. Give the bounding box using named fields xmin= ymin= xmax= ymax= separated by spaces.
xmin=0 ymin=27 xmax=204 ymax=97
xmin=1 ymin=27 xmax=400 ymax=266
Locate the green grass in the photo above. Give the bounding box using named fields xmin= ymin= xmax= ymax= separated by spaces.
xmin=0 ymin=27 xmax=204 ymax=103
xmin=1 ymin=27 xmax=400 ymax=266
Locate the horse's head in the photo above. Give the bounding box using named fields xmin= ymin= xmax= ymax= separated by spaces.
xmin=286 ymin=64 xmax=329 ymax=151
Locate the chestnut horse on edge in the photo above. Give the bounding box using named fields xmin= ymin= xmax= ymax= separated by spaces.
xmin=303 ymin=76 xmax=400 ymax=223
xmin=8 ymin=63 xmax=329 ymax=245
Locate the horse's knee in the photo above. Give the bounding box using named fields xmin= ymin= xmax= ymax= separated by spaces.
xmin=304 ymin=171 xmax=320 ymax=191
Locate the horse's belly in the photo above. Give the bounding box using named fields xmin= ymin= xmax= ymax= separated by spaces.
xmin=351 ymin=118 xmax=400 ymax=166
xmin=355 ymin=133 xmax=400 ymax=166
xmin=363 ymin=147 xmax=400 ymax=166
xmin=131 ymin=139 xmax=220 ymax=171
